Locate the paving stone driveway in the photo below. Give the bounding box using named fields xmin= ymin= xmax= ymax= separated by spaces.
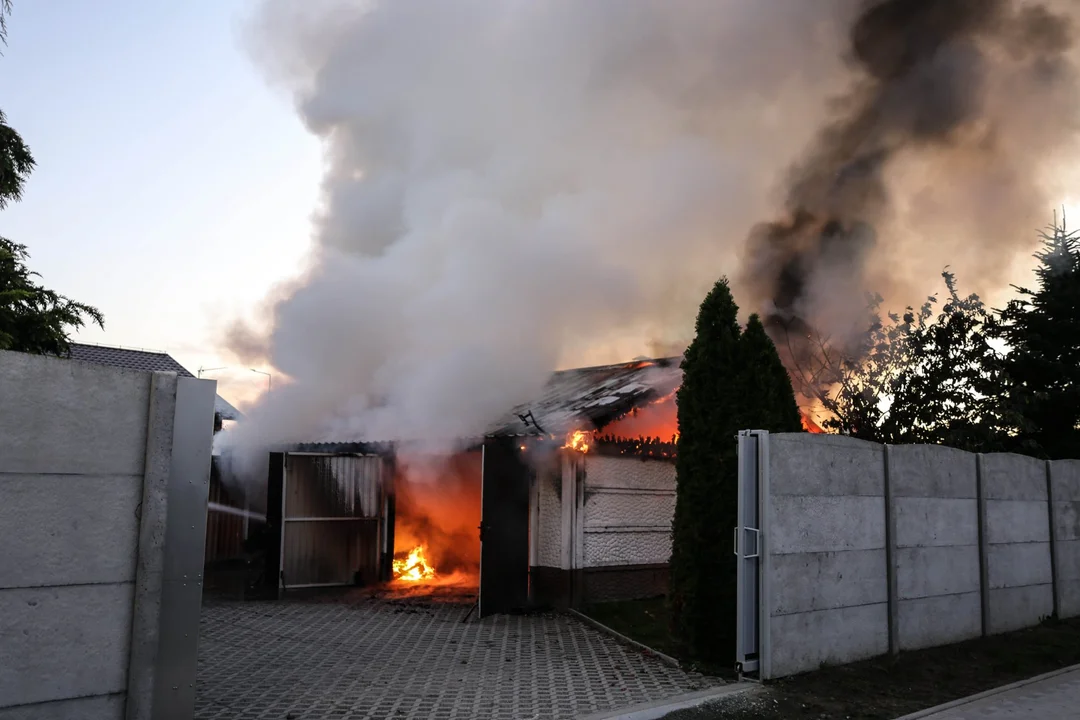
xmin=195 ymin=600 xmax=716 ymax=720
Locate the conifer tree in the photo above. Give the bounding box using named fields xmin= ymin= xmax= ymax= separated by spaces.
xmin=740 ymin=314 xmax=803 ymax=434
xmin=997 ymin=218 xmax=1080 ymax=459
xmin=669 ymin=280 xmax=801 ymax=661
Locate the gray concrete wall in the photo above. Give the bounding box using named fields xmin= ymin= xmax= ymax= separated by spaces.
xmin=0 ymin=350 xmax=215 ymax=719
xmin=760 ymin=434 xmax=1080 ymax=679
xmin=1050 ymin=460 xmax=1080 ymax=619
xmin=889 ymin=444 xmax=982 ymax=650
xmin=765 ymin=433 xmax=890 ymax=678
xmin=981 ymin=453 xmax=1054 ymax=634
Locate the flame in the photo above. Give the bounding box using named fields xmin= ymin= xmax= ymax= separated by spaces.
xmin=801 ymin=413 xmax=824 ymax=434
xmin=564 ymin=429 xmax=593 ymax=453
xmin=602 ymin=390 xmax=680 ymax=444
xmin=392 ymin=545 xmax=436 ymax=582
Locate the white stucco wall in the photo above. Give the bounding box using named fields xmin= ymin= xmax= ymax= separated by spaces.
xmin=582 ymin=456 xmax=675 ymax=568
xmin=531 ymin=452 xmax=675 ymax=571
xmin=536 ymin=467 xmax=563 ymax=568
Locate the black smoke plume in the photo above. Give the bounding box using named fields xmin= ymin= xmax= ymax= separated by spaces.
xmin=743 ymin=0 xmax=1077 ymax=357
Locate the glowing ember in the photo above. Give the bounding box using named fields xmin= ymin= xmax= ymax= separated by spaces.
xmin=393 ymin=545 xmax=436 ymax=582
xmin=564 ymin=429 xmax=593 ymax=453
xmin=801 ymin=413 xmax=824 ymax=434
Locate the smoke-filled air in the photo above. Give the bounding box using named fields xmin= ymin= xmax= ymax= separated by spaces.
xmin=219 ymin=0 xmax=1080 ymax=466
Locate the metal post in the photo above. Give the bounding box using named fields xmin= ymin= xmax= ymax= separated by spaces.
xmin=976 ymin=454 xmax=990 ymax=637
xmin=1047 ymin=460 xmax=1061 ymax=619
xmin=884 ymin=444 xmax=899 ymax=655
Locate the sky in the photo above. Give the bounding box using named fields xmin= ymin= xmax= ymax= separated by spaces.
xmin=0 ymin=0 xmax=321 ymax=407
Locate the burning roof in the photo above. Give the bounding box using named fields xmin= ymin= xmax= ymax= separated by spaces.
xmin=278 ymin=357 xmax=683 ymax=453
xmin=489 ymin=357 xmax=682 ymax=437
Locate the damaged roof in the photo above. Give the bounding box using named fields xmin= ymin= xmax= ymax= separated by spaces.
xmin=67 ymin=343 xmax=243 ymax=421
xmin=275 ymin=357 xmax=684 ymax=454
xmin=488 ymin=356 xmax=682 ymax=437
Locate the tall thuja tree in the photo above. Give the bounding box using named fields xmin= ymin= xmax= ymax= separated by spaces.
xmin=670 ymin=279 xmax=801 ymax=661
xmin=997 ymin=218 xmax=1080 ymax=459
xmin=670 ymin=278 xmax=744 ymax=661
xmin=740 ymin=314 xmax=803 ymax=433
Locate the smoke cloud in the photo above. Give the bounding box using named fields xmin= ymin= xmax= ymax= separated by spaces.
xmin=743 ymin=0 xmax=1080 ymax=351
xmin=221 ymin=0 xmax=1079 ymax=459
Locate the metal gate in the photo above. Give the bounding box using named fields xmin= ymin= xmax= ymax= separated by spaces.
xmin=735 ymin=430 xmax=770 ymax=678
xmin=274 ymin=453 xmax=388 ymax=591
xmin=478 ymin=437 xmax=531 ymax=618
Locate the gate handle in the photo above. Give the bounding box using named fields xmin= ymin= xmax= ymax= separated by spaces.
xmin=733 ymin=527 xmax=761 ymax=559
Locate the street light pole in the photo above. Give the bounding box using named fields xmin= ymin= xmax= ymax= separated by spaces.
xmin=251 ymin=368 xmax=272 ymax=392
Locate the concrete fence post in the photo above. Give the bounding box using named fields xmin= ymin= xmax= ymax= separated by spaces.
xmin=1047 ymin=460 xmax=1061 ymax=619
xmin=975 ymin=454 xmax=990 ymax=637
xmin=126 ymin=374 xmax=216 ymax=720
xmin=883 ymin=444 xmax=899 ymax=656
xmin=125 ymin=372 xmax=178 ymax=720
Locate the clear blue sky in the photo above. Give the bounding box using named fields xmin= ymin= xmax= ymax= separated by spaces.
xmin=0 ymin=0 xmax=321 ymax=405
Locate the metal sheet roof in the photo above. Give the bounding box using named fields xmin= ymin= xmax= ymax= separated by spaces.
xmin=487 ymin=356 xmax=682 ymax=437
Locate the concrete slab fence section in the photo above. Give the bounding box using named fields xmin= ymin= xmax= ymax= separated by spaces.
xmin=754 ymin=432 xmax=1080 ymax=679
xmin=763 ymin=433 xmax=889 ymax=678
xmin=888 ymin=444 xmax=982 ymax=651
xmin=1051 ymin=460 xmax=1080 ymax=620
xmin=980 ymin=453 xmax=1054 ymax=634
xmin=0 ymin=350 xmax=217 ymax=720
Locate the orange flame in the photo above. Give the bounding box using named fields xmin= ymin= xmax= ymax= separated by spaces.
xmin=602 ymin=391 xmax=680 ymax=444
xmin=564 ymin=429 xmax=593 ymax=453
xmin=801 ymin=413 xmax=824 ymax=434
xmin=392 ymin=545 xmax=436 ymax=582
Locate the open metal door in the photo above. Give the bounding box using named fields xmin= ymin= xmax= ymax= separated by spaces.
xmin=478 ymin=437 xmax=531 ymax=618
xmin=735 ymin=430 xmax=769 ymax=678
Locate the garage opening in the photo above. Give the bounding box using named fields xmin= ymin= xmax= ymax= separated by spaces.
xmin=387 ymin=450 xmax=483 ymax=601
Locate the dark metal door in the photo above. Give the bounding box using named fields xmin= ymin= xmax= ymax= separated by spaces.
xmin=479 ymin=437 xmax=531 ymax=617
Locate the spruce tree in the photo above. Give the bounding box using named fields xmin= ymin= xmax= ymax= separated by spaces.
xmin=669 ymin=281 xmax=801 ymax=661
xmin=998 ymin=218 xmax=1080 ymax=459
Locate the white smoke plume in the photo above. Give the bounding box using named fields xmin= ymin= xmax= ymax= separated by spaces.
xmin=219 ymin=0 xmax=1079 ymax=466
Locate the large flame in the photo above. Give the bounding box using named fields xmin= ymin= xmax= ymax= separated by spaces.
xmin=603 ymin=391 xmax=680 ymax=443
xmin=392 ymin=545 xmax=436 ymax=582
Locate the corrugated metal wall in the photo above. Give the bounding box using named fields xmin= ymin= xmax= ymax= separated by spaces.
xmin=281 ymin=454 xmax=385 ymax=588
xmin=205 ymin=458 xmax=246 ymax=563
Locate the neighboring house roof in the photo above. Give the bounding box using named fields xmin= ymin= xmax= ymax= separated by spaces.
xmin=67 ymin=343 xmax=243 ymax=421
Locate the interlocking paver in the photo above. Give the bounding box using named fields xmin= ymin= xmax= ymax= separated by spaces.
xmin=195 ymin=600 xmax=717 ymax=720
xmin=904 ymin=667 xmax=1080 ymax=719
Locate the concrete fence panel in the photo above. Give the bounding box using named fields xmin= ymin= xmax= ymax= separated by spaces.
xmin=0 ymin=350 xmax=215 ymax=720
xmin=1050 ymin=459 xmax=1080 ymax=619
xmin=754 ymin=431 xmax=1080 ymax=680
xmin=889 ymin=444 xmax=982 ymax=650
xmin=766 ymin=433 xmax=889 ymax=677
xmin=980 ymin=453 xmax=1054 ymax=634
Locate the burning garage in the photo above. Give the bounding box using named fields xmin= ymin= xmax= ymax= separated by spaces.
xmin=217 ymin=357 xmax=685 ymax=617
